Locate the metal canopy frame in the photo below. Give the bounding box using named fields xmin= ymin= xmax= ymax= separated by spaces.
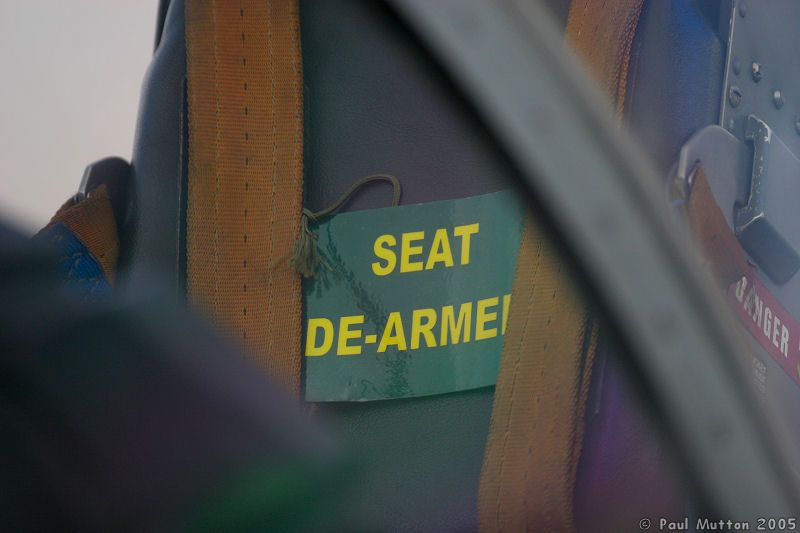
xmin=388 ymin=0 xmax=800 ymax=517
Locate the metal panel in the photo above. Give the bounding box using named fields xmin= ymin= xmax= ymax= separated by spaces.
xmin=720 ymin=0 xmax=800 ymax=157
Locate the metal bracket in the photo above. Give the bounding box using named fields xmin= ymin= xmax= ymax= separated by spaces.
xmin=676 ymin=118 xmax=800 ymax=285
xmin=79 ymin=156 xmax=131 ymax=226
xmin=735 ymin=116 xmax=800 ymax=284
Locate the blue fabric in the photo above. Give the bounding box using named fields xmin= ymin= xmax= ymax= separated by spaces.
xmin=624 ymin=0 xmax=725 ymax=173
xmin=37 ymin=222 xmax=112 ymax=301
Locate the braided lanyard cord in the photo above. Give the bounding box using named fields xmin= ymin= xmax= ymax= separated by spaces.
xmin=289 ymin=174 xmax=402 ymax=277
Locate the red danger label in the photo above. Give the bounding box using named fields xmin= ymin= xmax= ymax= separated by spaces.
xmin=729 ymin=274 xmax=800 ymax=387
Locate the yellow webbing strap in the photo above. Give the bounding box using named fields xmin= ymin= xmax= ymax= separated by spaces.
xmin=479 ymin=1 xmax=644 ymax=530
xmin=185 ymin=0 xmax=304 ymax=393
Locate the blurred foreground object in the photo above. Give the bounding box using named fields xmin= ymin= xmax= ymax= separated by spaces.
xmin=0 ymin=223 xmax=354 ymax=531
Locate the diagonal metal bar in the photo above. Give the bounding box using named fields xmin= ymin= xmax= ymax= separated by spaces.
xmin=388 ymin=0 xmax=799 ymax=517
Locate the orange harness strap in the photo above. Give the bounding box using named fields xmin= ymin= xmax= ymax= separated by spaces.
xmin=185 ymin=0 xmax=304 ymax=393
xmin=684 ymin=166 xmax=754 ymax=289
xmin=565 ymin=0 xmax=645 ymax=118
xmin=478 ymin=216 xmax=597 ymax=532
xmin=479 ymin=1 xmax=645 ymax=530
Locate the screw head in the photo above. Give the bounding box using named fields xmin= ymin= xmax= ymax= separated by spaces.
xmin=729 ymin=86 xmax=742 ymax=107
xmin=751 ymin=62 xmax=762 ymax=82
xmin=773 ymin=89 xmax=784 ymax=109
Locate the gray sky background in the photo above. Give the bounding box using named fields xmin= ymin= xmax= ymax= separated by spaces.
xmin=0 ymin=1 xmax=158 ymax=234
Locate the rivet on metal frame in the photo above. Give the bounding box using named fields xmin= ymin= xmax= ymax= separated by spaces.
xmin=751 ymin=62 xmax=762 ymax=82
xmin=729 ymin=86 xmax=743 ymax=108
xmin=773 ymin=89 xmax=784 ymax=109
